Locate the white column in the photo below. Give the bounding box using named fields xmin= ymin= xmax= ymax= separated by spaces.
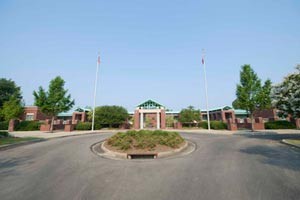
xmin=157 ymin=112 xmax=160 ymax=129
xmin=140 ymin=112 xmax=144 ymax=129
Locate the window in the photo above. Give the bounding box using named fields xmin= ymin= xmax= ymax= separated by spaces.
xmin=25 ymin=113 xmax=34 ymax=121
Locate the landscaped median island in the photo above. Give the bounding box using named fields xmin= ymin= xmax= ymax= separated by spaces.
xmin=0 ymin=131 xmax=40 ymax=147
xmin=100 ymin=130 xmax=189 ymax=159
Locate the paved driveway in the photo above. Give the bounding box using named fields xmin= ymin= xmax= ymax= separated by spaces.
xmin=1 ymin=132 xmax=300 ymax=200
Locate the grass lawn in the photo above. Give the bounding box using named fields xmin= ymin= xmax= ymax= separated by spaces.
xmin=284 ymin=139 xmax=300 ymax=148
xmin=0 ymin=137 xmax=40 ymax=146
xmin=107 ymin=130 xmax=185 ymax=151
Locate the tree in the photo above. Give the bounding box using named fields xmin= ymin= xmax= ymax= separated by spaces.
xmin=178 ymin=106 xmax=200 ymax=127
xmin=271 ymin=65 xmax=300 ymax=118
xmin=0 ymin=78 xmax=22 ymax=107
xmin=234 ymin=65 xmax=271 ymax=131
xmin=1 ymin=95 xmax=24 ymax=121
xmin=33 ymin=76 xmax=75 ymax=132
xmin=92 ymin=105 xmax=128 ymax=129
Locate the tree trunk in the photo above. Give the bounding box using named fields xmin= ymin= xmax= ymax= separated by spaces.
xmin=50 ymin=116 xmax=55 ymax=133
xmin=250 ymin=113 xmax=254 ymax=132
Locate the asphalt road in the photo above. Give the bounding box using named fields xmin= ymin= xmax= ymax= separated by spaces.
xmin=1 ymin=132 xmax=300 ymax=200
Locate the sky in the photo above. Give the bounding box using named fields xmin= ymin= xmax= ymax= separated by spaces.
xmin=1 ymin=0 xmax=300 ymax=112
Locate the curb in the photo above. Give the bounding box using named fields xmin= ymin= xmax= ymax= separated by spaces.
xmin=99 ymin=140 xmax=189 ymax=159
xmin=281 ymin=139 xmax=300 ymax=149
xmin=0 ymin=138 xmax=46 ymax=151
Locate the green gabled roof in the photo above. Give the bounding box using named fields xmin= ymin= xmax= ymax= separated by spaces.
xmin=137 ymin=99 xmax=164 ymax=109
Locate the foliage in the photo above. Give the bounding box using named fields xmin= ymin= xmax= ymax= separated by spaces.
xmin=265 ymin=120 xmax=296 ymax=129
xmin=92 ymin=105 xmax=128 ymax=128
xmin=0 ymin=121 xmax=8 ymax=130
xmin=0 ymin=131 xmax=9 ymax=138
xmin=107 ymin=130 xmax=185 ymax=151
xmin=199 ymin=121 xmax=227 ymax=130
xmin=178 ymin=106 xmax=201 ymax=126
xmin=75 ymin=122 xmax=92 ymax=130
xmin=166 ymin=115 xmax=175 ymax=127
xmin=271 ymin=65 xmax=300 ymax=118
xmin=33 ymin=76 xmax=75 ymax=132
xmin=1 ymin=95 xmax=24 ymax=121
xmin=0 ymin=78 xmax=22 ymax=108
xmin=15 ymin=121 xmax=41 ymax=131
xmin=233 ymin=65 xmax=272 ymax=131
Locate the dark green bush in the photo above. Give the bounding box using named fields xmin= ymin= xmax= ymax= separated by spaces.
xmin=15 ymin=121 xmax=41 ymax=131
xmin=75 ymin=122 xmax=92 ymax=130
xmin=265 ymin=120 xmax=296 ymax=129
xmin=0 ymin=121 xmax=8 ymax=130
xmin=0 ymin=131 xmax=9 ymax=137
xmin=199 ymin=121 xmax=227 ymax=130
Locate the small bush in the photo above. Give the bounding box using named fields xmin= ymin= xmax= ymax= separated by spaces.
xmin=265 ymin=120 xmax=296 ymax=129
xmin=0 ymin=121 xmax=8 ymax=130
xmin=199 ymin=121 xmax=227 ymax=130
xmin=75 ymin=122 xmax=92 ymax=130
xmin=0 ymin=131 xmax=9 ymax=138
xmin=15 ymin=121 xmax=41 ymax=131
xmin=210 ymin=121 xmax=227 ymax=130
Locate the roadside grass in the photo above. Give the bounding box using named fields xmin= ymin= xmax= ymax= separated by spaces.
xmin=283 ymin=139 xmax=300 ymax=148
xmin=107 ymin=130 xmax=185 ymax=151
xmin=0 ymin=131 xmax=40 ymax=146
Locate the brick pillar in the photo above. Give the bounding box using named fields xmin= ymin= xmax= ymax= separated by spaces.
xmin=8 ymin=119 xmax=18 ymax=132
xmin=295 ymin=118 xmax=300 ymax=129
xmin=160 ymin=110 xmax=166 ymax=129
xmin=64 ymin=120 xmax=74 ymax=132
xmin=227 ymin=118 xmax=237 ymax=131
xmin=40 ymin=119 xmax=51 ymax=132
xmin=134 ymin=110 xmax=140 ymax=129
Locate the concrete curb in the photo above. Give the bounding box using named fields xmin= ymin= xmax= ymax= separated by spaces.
xmin=99 ymin=140 xmax=189 ymax=159
xmin=0 ymin=138 xmax=46 ymax=151
xmin=281 ymin=139 xmax=300 ymax=149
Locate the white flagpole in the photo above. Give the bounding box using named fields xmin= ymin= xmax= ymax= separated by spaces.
xmin=202 ymin=49 xmax=211 ymax=131
xmin=92 ymin=53 xmax=100 ymax=131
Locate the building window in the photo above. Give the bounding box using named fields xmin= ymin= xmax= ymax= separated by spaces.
xmin=25 ymin=113 xmax=34 ymax=121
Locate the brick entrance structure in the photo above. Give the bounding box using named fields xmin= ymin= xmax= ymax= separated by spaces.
xmin=133 ymin=100 xmax=166 ymax=129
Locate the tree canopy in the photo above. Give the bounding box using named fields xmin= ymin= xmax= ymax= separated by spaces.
xmin=33 ymin=76 xmax=75 ymax=131
xmin=233 ymin=65 xmax=272 ymax=130
xmin=178 ymin=106 xmax=200 ymax=126
xmin=0 ymin=78 xmax=22 ymax=108
xmin=92 ymin=105 xmax=128 ymax=129
xmin=1 ymin=95 xmax=24 ymax=121
xmin=271 ymin=65 xmax=300 ymax=118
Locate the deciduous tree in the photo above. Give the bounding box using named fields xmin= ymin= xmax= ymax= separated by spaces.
xmin=271 ymin=65 xmax=300 ymax=118
xmin=33 ymin=76 xmax=75 ymax=132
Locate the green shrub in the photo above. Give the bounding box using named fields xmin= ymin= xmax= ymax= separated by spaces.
xmin=199 ymin=121 xmax=227 ymax=130
xmin=15 ymin=121 xmax=41 ymax=131
xmin=107 ymin=130 xmax=184 ymax=151
xmin=265 ymin=120 xmax=296 ymax=129
xmin=0 ymin=131 xmax=9 ymax=137
xmin=75 ymin=122 xmax=92 ymax=130
xmin=0 ymin=121 xmax=8 ymax=130
xmin=210 ymin=121 xmax=227 ymax=130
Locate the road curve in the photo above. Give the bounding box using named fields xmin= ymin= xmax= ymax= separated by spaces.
xmin=1 ymin=132 xmax=300 ymax=200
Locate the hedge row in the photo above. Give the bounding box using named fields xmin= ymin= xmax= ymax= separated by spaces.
xmin=75 ymin=122 xmax=92 ymax=130
xmin=0 ymin=131 xmax=9 ymax=137
xmin=15 ymin=121 xmax=41 ymax=131
xmin=199 ymin=121 xmax=227 ymax=130
xmin=265 ymin=120 xmax=296 ymax=129
xmin=0 ymin=121 xmax=8 ymax=130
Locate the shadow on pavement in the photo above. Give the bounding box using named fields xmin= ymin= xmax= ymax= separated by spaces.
xmin=240 ymin=145 xmax=300 ymax=171
xmin=235 ymin=132 xmax=300 ymax=141
xmin=0 ymin=156 xmax=34 ymax=176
